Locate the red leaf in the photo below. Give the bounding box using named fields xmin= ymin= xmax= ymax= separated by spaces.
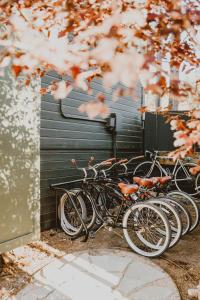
xmin=190 ymin=166 xmax=200 ymax=176
xmin=147 ymin=13 xmax=159 ymax=22
xmin=25 ymin=78 xmax=31 ymax=86
xmin=58 ymin=29 xmax=68 ymax=38
xmin=138 ymin=106 xmax=148 ymax=113
xmin=53 ymin=0 xmax=63 ymax=6
xmin=12 ymin=65 xmax=22 ymax=77
xmin=40 ymin=87 xmax=48 ymax=95
xmin=71 ymin=66 xmax=80 ymax=80
xmin=97 ymin=94 xmax=105 ymax=103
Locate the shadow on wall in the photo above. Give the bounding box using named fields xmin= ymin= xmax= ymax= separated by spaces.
xmin=0 ymin=69 xmax=40 ymax=251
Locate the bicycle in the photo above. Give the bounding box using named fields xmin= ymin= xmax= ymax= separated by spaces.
xmin=133 ymin=175 xmax=199 ymax=233
xmin=133 ymin=150 xmax=200 ymax=196
xmin=71 ymin=159 xmax=187 ymax=254
xmin=52 ymin=155 xmax=200 ymax=257
xmin=58 ymin=158 xmax=172 ymax=257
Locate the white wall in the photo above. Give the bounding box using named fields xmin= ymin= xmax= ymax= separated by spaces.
xmin=0 ymin=69 xmax=40 ymax=253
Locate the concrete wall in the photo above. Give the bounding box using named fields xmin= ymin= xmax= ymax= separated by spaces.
xmin=0 ymin=70 xmax=40 ymax=253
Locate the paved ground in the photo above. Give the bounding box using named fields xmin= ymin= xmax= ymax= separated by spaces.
xmin=12 ymin=248 xmax=180 ymax=300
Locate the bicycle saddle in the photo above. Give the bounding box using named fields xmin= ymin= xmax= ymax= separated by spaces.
xmin=133 ymin=177 xmax=155 ymax=188
xmin=145 ymin=176 xmax=171 ymax=185
xmin=118 ymin=183 xmax=139 ymax=195
xmin=157 ymin=176 xmax=171 ymax=184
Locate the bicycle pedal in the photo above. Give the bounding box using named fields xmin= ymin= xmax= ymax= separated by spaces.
xmin=95 ymin=218 xmax=102 ymax=225
xmin=89 ymin=231 xmax=96 ymax=239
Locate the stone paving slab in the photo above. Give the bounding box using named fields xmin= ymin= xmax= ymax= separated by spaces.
xmin=13 ymin=249 xmax=181 ymax=300
xmin=7 ymin=242 xmax=64 ymax=276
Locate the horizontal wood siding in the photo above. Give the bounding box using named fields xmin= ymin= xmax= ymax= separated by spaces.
xmin=41 ymin=72 xmax=143 ymax=230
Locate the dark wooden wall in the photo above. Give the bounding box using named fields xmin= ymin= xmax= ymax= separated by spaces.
xmin=144 ymin=112 xmax=189 ymax=152
xmin=40 ymin=72 xmax=143 ymax=230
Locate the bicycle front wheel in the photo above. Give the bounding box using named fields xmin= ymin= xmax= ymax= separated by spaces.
xmin=123 ymin=203 xmax=171 ymax=257
xmin=175 ymin=162 xmax=200 ymax=196
xmin=167 ymin=191 xmax=199 ymax=232
xmin=133 ymin=161 xmax=162 ymax=178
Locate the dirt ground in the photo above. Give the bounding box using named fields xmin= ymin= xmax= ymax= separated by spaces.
xmin=0 ymin=256 xmax=31 ymax=299
xmin=1 ymin=225 xmax=200 ymax=300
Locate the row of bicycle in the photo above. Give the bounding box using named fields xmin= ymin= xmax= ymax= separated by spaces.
xmin=53 ymin=156 xmax=200 ymax=258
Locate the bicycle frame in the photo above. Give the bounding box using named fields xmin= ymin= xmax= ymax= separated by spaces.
xmin=81 ymin=178 xmax=128 ymax=227
xmin=150 ymin=153 xmax=193 ymax=182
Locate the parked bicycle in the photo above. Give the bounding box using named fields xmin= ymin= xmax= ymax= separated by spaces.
xmin=133 ymin=150 xmax=200 ymax=196
xmin=51 ymin=155 xmax=200 ymax=258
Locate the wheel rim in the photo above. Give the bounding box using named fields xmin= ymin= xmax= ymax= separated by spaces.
xmin=60 ymin=192 xmax=86 ymax=234
xmin=167 ymin=191 xmax=199 ymax=232
xmin=123 ymin=203 xmax=171 ymax=257
xmin=165 ymin=198 xmax=191 ymax=235
xmin=148 ymin=199 xmax=182 ymax=248
xmin=175 ymin=163 xmax=200 ymax=196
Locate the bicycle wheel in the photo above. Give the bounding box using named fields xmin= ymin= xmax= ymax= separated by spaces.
xmin=133 ymin=161 xmax=162 ymax=178
xmin=59 ymin=191 xmax=87 ymax=236
xmin=175 ymin=162 xmax=200 ymax=196
xmin=123 ymin=203 xmax=171 ymax=257
xmin=195 ymin=172 xmax=200 ymax=199
xmin=147 ymin=198 xmax=182 ymax=248
xmin=167 ymin=191 xmax=199 ymax=232
xmin=161 ymin=197 xmax=191 ymax=235
xmin=74 ymin=189 xmax=97 ymax=230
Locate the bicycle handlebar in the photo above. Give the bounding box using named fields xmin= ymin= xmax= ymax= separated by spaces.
xmin=105 ymin=157 xmax=116 ymax=163
xmin=145 ymin=150 xmax=152 ymax=155
xmin=71 ymin=158 xmax=114 ymax=180
xmin=71 ymin=155 xmax=144 ymax=180
xmin=118 ymin=159 xmax=128 ymax=164
xmin=99 ymin=158 xmax=128 ymax=174
xmin=125 ymin=155 xmax=144 ymax=165
xmin=145 ymin=150 xmax=159 ymax=160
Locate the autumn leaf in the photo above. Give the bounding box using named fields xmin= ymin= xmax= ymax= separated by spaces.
xmin=25 ymin=78 xmax=31 ymax=86
xmin=147 ymin=13 xmax=159 ymax=22
xmin=11 ymin=65 xmax=22 ymax=77
xmin=189 ymin=166 xmax=200 ymax=176
xmin=53 ymin=0 xmax=63 ymax=6
xmin=1 ymin=0 xmax=200 ymax=160
xmin=138 ymin=106 xmax=148 ymax=113
xmin=58 ymin=29 xmax=68 ymax=38
xmin=97 ymin=93 xmax=105 ymax=103
xmin=71 ymin=66 xmax=81 ymax=80
xmin=40 ymin=87 xmax=48 ymax=95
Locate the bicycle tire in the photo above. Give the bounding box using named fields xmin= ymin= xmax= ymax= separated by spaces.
xmin=162 ymin=197 xmax=191 ymax=235
xmin=60 ymin=191 xmax=87 ymax=236
xmin=147 ymin=198 xmax=182 ymax=248
xmin=74 ymin=189 xmax=97 ymax=230
xmin=195 ymin=172 xmax=200 ymax=198
xmin=167 ymin=191 xmax=199 ymax=232
xmin=123 ymin=203 xmax=171 ymax=257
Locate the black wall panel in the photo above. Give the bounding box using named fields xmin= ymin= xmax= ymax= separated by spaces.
xmin=144 ymin=112 xmax=178 ymax=152
xmin=40 ymin=72 xmax=143 ymax=230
